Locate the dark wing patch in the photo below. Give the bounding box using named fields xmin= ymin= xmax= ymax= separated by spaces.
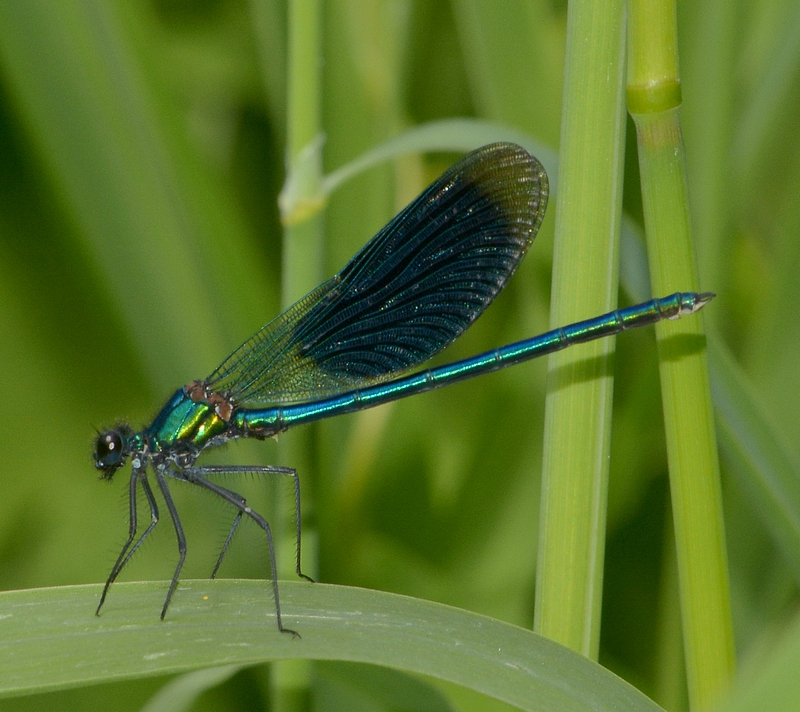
xmin=205 ymin=143 xmax=548 ymax=406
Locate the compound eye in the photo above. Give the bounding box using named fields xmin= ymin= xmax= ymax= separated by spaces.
xmin=94 ymin=430 xmax=125 ymax=471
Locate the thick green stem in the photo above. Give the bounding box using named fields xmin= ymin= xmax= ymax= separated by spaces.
xmin=534 ymin=0 xmax=626 ymax=658
xmin=282 ymin=0 xmax=325 ymax=303
xmin=628 ymin=0 xmax=735 ymax=708
xmin=272 ymin=1 xmax=324 ymax=710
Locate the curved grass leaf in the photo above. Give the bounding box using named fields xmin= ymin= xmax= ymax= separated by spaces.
xmin=0 ymin=581 xmax=662 ymax=712
xmin=139 ymin=665 xmax=244 ymax=712
xmin=321 ymin=118 xmax=558 ymax=199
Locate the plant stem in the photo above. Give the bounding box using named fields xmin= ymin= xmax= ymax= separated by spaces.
xmin=534 ymin=0 xmax=626 ymax=658
xmin=283 ymin=0 xmax=324 ymax=303
xmin=627 ymin=0 xmax=735 ymax=708
xmin=273 ymin=0 xmax=324 ymax=710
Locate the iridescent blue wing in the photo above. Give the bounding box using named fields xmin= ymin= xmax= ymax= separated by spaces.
xmin=205 ymin=143 xmax=548 ymax=406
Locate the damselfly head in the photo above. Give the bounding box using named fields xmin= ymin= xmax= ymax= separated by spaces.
xmin=94 ymin=424 xmax=133 ymax=480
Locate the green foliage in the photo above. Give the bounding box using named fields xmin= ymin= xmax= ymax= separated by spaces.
xmin=0 ymin=581 xmax=662 ymax=712
xmin=0 ymin=0 xmax=798 ymax=710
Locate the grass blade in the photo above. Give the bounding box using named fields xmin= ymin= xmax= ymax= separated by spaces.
xmin=0 ymin=581 xmax=664 ymax=712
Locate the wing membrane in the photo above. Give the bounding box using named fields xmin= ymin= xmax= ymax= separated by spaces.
xmin=205 ymin=143 xmax=548 ymax=406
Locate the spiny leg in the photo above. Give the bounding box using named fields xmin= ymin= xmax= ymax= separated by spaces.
xmin=283 ymin=465 xmax=313 ymax=583
xmin=184 ymin=466 xmax=299 ymax=637
xmin=97 ymin=468 xmax=160 ymax=615
xmin=196 ymin=465 xmax=313 ymax=583
xmin=114 ymin=474 xmax=161 ymax=578
xmin=96 ymin=470 xmax=139 ymax=615
xmin=211 ymin=510 xmax=241 ymax=580
xmin=154 ymin=464 xmax=187 ymax=620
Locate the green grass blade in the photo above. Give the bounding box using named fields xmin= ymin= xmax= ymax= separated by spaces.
xmin=321 ymin=118 xmax=558 ymax=197
xmin=535 ymin=0 xmax=627 ymax=658
xmin=620 ymin=224 xmax=800 ymax=590
xmin=729 ymin=2 xmax=800 ymax=195
xmin=0 ymin=1 xmax=269 ymax=395
xmin=628 ymin=0 xmax=735 ymax=706
xmin=139 ymin=665 xmax=244 ymax=712
xmin=276 ymin=1 xmax=326 ymax=709
xmin=709 ymin=338 xmax=800 ymax=582
xmin=720 ymin=608 xmax=800 ymax=712
xmin=675 ymin=0 xmax=738 ymax=295
xmin=450 ymin=0 xmax=563 ymax=148
xmin=0 ymin=581 xmax=664 ymax=712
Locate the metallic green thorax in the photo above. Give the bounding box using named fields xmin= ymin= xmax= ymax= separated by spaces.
xmin=146 ymin=388 xmax=229 ymax=451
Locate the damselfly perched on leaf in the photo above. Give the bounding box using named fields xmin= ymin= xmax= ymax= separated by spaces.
xmin=94 ymin=143 xmax=713 ymax=635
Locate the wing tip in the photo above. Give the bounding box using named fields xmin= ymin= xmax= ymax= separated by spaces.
xmin=458 ymin=142 xmax=549 ymax=248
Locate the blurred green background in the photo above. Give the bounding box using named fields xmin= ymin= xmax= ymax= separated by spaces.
xmin=0 ymin=0 xmax=798 ymax=710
